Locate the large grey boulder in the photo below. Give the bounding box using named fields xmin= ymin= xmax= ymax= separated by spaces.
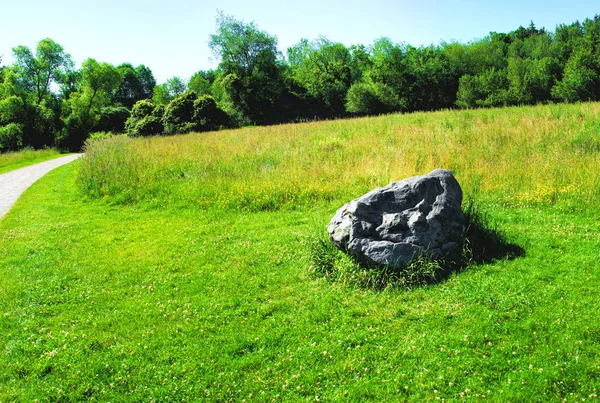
xmin=328 ymin=169 xmax=465 ymax=270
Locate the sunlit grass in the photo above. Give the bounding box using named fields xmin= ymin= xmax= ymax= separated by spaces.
xmin=3 ymin=103 xmax=600 ymax=401
xmin=78 ymin=102 xmax=600 ymax=211
xmin=0 ymin=148 xmax=63 ymax=174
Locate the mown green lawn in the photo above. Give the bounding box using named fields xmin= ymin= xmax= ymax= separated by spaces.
xmin=1 ymin=160 xmax=599 ymax=402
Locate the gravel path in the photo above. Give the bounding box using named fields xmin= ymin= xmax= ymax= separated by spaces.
xmin=0 ymin=154 xmax=82 ymax=219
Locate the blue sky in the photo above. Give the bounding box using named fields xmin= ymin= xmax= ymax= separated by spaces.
xmin=1 ymin=0 xmax=598 ymax=84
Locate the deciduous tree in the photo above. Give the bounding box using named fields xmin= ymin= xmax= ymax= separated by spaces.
xmin=152 ymin=76 xmax=186 ymax=105
xmin=113 ymin=64 xmax=156 ymax=108
xmin=288 ymin=37 xmax=353 ymax=116
xmin=12 ymin=38 xmax=73 ymax=104
xmin=209 ymin=12 xmax=284 ymax=124
xmin=60 ymin=59 xmax=123 ymax=150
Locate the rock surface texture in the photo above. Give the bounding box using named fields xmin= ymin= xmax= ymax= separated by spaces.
xmin=328 ymin=169 xmax=465 ymax=270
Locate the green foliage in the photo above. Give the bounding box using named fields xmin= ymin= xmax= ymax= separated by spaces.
xmin=345 ymin=83 xmax=379 ymax=114
xmin=130 ymin=99 xmax=155 ymax=119
xmin=134 ymin=116 xmax=163 ymax=137
xmin=162 ymin=91 xmax=230 ymax=135
xmin=5 ymin=14 xmax=600 ymax=153
xmin=452 ymin=15 xmax=600 ymax=109
xmin=11 ymin=38 xmax=73 ymax=104
xmin=552 ymin=48 xmax=600 ymax=102
xmin=193 ymin=94 xmax=231 ymax=131
xmin=349 ymin=44 xmax=373 ymax=83
xmin=0 ymin=42 xmax=68 ymax=150
xmin=188 ymin=71 xmax=213 ymax=95
xmin=0 ymin=122 xmax=23 ymax=151
xmin=346 ymin=82 xmax=404 ymax=115
xmin=152 ymin=76 xmax=186 ymax=106
xmin=369 ymin=38 xmax=406 ymax=88
xmin=0 ymin=95 xmax=60 ymax=149
xmin=210 ymin=12 xmax=280 ymax=76
xmin=210 ymin=12 xmax=284 ymax=124
xmin=455 ymin=75 xmax=484 ymax=108
xmin=151 ymin=83 xmax=170 ymax=106
xmin=127 ymin=115 xmax=163 ymax=138
xmin=113 ymin=63 xmax=156 ymax=108
xmin=0 ymin=94 xmax=26 ymax=123
xmin=125 ymin=100 xmax=164 ymax=137
xmin=59 ymin=69 xmax=81 ymax=100
xmin=288 ymin=37 xmax=353 ymax=116
xmin=79 ymin=58 xmax=123 ymax=110
xmin=58 ymin=104 xmax=96 ymax=151
xmin=396 ymin=46 xmax=455 ymax=111
xmin=162 ymin=91 xmax=197 ymax=134
xmin=456 ymin=68 xmax=509 ymax=108
xmin=506 ymin=57 xmax=560 ymax=103
xmin=58 ymin=59 xmax=124 ymax=151
xmin=96 ymin=106 xmax=130 ymax=134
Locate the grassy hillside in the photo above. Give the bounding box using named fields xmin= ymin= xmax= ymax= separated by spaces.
xmin=1 ymin=103 xmax=600 ymax=402
xmin=79 ymin=102 xmax=600 ymax=211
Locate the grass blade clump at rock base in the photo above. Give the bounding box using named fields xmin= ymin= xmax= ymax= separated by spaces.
xmin=309 ymin=198 xmax=524 ymax=290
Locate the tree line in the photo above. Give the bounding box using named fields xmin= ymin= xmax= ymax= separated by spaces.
xmin=1 ymin=13 xmax=600 ymax=152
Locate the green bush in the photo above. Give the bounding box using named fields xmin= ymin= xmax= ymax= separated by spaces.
xmin=346 ymin=82 xmax=405 ymax=115
xmin=152 ymin=104 xmax=165 ymax=119
xmin=345 ymin=83 xmax=380 ymax=114
xmin=0 ymin=123 xmax=24 ymax=151
xmin=125 ymin=100 xmax=164 ymax=137
xmin=58 ymin=109 xmax=96 ymax=152
xmin=127 ymin=116 xmax=163 ymax=137
xmin=163 ymin=91 xmax=231 ymax=134
xmin=130 ymin=100 xmax=155 ymax=119
xmin=456 ymin=69 xmax=510 ymax=108
xmin=193 ymin=95 xmax=231 ymax=131
xmin=163 ymin=91 xmax=197 ymax=134
xmin=97 ymin=106 xmax=130 ymax=133
xmin=551 ymin=50 xmax=600 ymax=102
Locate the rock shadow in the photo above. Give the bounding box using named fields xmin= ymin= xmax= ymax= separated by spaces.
xmin=463 ymin=203 xmax=525 ymax=264
xmin=309 ymin=200 xmax=525 ymax=291
xmin=431 ymin=201 xmax=525 ymax=284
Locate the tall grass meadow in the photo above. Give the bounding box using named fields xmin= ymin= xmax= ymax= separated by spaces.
xmin=78 ymin=102 xmax=600 ymax=212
